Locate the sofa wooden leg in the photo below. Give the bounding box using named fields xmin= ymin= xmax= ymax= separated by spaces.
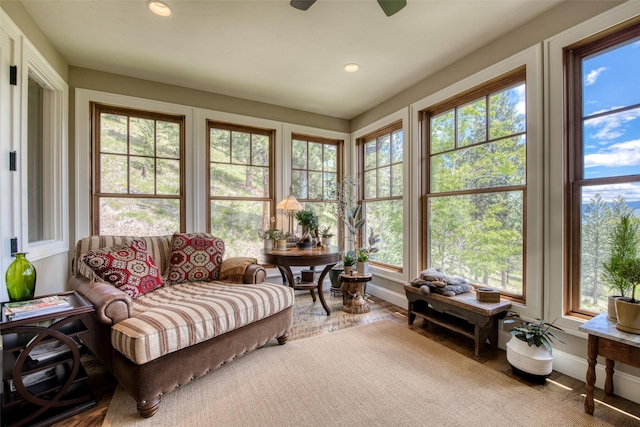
xmin=277 ymin=332 xmax=290 ymax=345
xmin=137 ymin=397 xmax=161 ymax=418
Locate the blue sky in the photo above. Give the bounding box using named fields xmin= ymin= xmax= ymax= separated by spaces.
xmin=581 ymin=38 xmax=640 ymax=204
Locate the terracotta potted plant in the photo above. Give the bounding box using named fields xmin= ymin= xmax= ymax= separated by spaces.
xmin=503 ymin=313 xmax=565 ymax=383
xmin=603 ymin=215 xmax=639 ymax=320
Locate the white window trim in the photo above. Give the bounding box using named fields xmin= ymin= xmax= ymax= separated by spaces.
xmin=20 ymin=39 xmax=69 ymax=261
xmin=75 ymin=89 xmax=196 ymax=239
xmin=545 ymin=1 xmax=640 ymax=333
xmin=410 ymin=45 xmax=543 ymax=320
xmin=352 ymin=108 xmax=410 ymax=285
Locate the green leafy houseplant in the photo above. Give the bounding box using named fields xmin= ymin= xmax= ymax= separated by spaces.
xmin=294 ymin=209 xmax=319 ymax=234
xmin=504 ymin=313 xmax=565 ymax=353
xmin=319 ymin=225 xmax=334 ymax=239
xmin=343 ymin=254 xmax=355 ymax=267
xmin=259 ymin=228 xmax=283 ymax=242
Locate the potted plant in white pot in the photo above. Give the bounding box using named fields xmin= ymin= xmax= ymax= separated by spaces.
xmin=603 ymin=214 xmax=639 ymax=320
xmin=503 ymin=313 xmax=565 ymax=383
xmin=615 ymin=257 xmax=640 ymax=333
xmin=319 ymin=225 xmax=334 ymax=247
xmin=356 ymin=227 xmax=380 ymax=274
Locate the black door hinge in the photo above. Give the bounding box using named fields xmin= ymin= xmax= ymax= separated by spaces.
xmin=9 ymin=151 xmax=16 ymax=171
xmin=10 ymin=238 xmax=18 ymax=256
xmin=9 ymin=65 xmax=17 ymax=85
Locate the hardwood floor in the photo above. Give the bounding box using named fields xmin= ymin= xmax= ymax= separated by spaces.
xmin=58 ymin=289 xmax=640 ymax=426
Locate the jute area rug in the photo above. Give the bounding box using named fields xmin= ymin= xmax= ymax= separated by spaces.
xmin=103 ymin=320 xmax=608 ymax=427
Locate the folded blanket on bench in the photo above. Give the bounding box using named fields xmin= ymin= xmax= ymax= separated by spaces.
xmin=410 ymin=268 xmax=473 ymax=297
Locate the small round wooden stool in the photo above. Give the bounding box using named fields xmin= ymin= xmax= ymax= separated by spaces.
xmin=339 ymin=273 xmax=372 ymax=314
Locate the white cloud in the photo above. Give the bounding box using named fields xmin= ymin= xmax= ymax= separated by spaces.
xmin=585 ymin=109 xmax=640 ymax=140
xmin=582 ymin=182 xmax=640 ymax=204
xmin=584 ymin=139 xmax=640 ymax=168
xmin=585 ymin=67 xmax=607 ymax=86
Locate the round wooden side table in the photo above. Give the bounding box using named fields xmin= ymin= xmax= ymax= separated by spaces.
xmin=339 ymin=273 xmax=372 ymax=314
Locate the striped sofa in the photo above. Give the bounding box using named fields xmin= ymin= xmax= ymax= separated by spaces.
xmin=70 ymin=235 xmax=294 ymax=418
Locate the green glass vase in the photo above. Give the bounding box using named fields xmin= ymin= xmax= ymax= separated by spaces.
xmin=5 ymin=253 xmax=37 ymax=302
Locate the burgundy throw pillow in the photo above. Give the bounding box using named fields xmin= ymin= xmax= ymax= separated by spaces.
xmin=81 ymin=240 xmax=164 ymax=298
xmin=167 ymin=233 xmax=225 ymax=284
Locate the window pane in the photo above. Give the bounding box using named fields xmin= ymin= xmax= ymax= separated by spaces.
xmin=252 ymin=135 xmax=269 ymax=166
xmin=100 ymin=113 xmax=128 ymax=154
xmin=308 ymin=171 xmax=323 ymax=199
xmin=324 ymin=172 xmax=337 ymax=199
xmin=392 ymin=130 xmax=403 ymax=163
xmin=101 ymin=154 xmax=128 ymax=193
xmin=156 ymin=121 xmax=180 ymax=158
xmin=309 ymin=142 xmax=323 ymax=171
xmin=457 ymin=98 xmax=486 ymax=147
xmin=579 ymin=184 xmax=640 ymax=313
xmin=210 ymin=164 xmax=256 ymax=197
xmin=583 ymin=107 xmax=640 ymax=179
xmin=250 ymin=167 xmax=270 ymax=197
xmin=156 ymin=159 xmax=180 ymax=195
xmin=100 ymin=197 xmax=180 ymax=236
xmin=210 ymin=129 xmax=231 ymax=163
xmin=231 ymin=132 xmax=250 ymax=164
xmin=583 ymin=37 xmax=640 ymax=117
xmin=324 ymin=145 xmax=337 ymax=172
xmin=129 ymin=117 xmax=155 ymax=157
xmin=391 ymin=164 xmax=403 ymax=197
xmin=430 ymin=137 xmax=526 ymax=193
xmin=292 ymin=170 xmax=308 ymax=199
xmin=378 ymin=166 xmax=391 ymax=198
xmin=377 ymin=135 xmax=391 ymax=167
xmin=129 ymin=156 xmax=155 ymax=194
xmin=292 ymin=139 xmax=307 ymax=169
xmin=431 ymin=111 xmax=455 ymax=154
xmin=210 ymin=200 xmax=269 ymax=259
xmin=364 ymin=170 xmax=376 ymax=199
xmin=365 ymin=200 xmax=403 ymax=267
xmin=489 ymin=84 xmax=526 ymax=140
xmin=428 ymin=191 xmax=523 ymax=295
xmin=28 ymin=77 xmax=45 ymax=242
xmin=364 ymin=140 xmax=376 ymax=170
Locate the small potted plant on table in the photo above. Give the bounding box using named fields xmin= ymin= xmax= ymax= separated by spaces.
xmin=343 ymin=253 xmax=355 ymax=275
xmin=294 ymin=209 xmax=319 ymax=249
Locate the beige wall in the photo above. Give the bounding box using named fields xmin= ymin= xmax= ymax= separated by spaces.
xmin=1 ymin=1 xmax=67 ymax=80
xmin=68 ymin=67 xmax=350 ymax=133
xmin=351 ymin=0 xmax=624 ymax=131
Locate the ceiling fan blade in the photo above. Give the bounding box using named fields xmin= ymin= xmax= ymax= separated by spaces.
xmin=377 ymin=0 xmax=407 ymax=17
xmin=290 ymin=0 xmax=317 ymax=11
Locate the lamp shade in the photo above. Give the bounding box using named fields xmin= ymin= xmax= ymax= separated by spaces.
xmin=276 ymin=195 xmax=303 ymax=211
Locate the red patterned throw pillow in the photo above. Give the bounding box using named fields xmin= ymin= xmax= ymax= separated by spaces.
xmin=81 ymin=240 xmax=164 ymax=299
xmin=167 ymin=233 xmax=225 ymax=284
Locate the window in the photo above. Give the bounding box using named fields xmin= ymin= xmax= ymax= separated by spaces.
xmin=291 ymin=134 xmax=342 ymax=238
xmin=92 ymin=104 xmax=185 ymax=236
xmin=208 ymin=121 xmax=274 ymax=259
xmin=422 ymin=69 xmax=526 ymax=298
xmin=358 ymin=121 xmax=403 ymax=269
xmin=566 ymin=21 xmax=640 ymax=315
xmin=27 ymin=76 xmax=45 ymax=243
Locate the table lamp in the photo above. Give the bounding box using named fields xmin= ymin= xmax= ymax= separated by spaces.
xmin=276 ymin=191 xmax=303 ymax=236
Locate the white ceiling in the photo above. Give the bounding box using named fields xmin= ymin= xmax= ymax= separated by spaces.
xmin=18 ymin=0 xmax=562 ymax=119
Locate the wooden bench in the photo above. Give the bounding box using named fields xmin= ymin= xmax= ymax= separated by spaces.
xmin=404 ymin=284 xmax=511 ymax=356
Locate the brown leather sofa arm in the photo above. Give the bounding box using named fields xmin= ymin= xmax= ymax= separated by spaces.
xmin=219 ymin=257 xmax=266 ymax=284
xmin=244 ymin=263 xmax=266 ymax=284
xmin=70 ymin=276 xmax=133 ymax=325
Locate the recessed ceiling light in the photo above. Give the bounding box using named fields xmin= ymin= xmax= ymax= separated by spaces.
xmin=344 ymin=63 xmax=359 ymax=73
xmin=146 ymin=0 xmax=172 ymax=17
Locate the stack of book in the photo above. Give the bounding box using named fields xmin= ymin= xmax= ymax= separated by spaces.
xmin=4 ymin=296 xmax=71 ymax=320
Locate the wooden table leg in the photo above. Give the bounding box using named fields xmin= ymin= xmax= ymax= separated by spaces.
xmin=316 ymin=263 xmax=335 ymax=316
xmin=605 ymin=358 xmax=615 ymax=396
xmin=585 ymin=334 xmax=598 ymax=415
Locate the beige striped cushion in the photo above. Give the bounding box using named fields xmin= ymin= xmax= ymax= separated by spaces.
xmin=110 ymin=281 xmax=294 ymax=364
xmin=73 ymin=235 xmax=173 ymax=281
